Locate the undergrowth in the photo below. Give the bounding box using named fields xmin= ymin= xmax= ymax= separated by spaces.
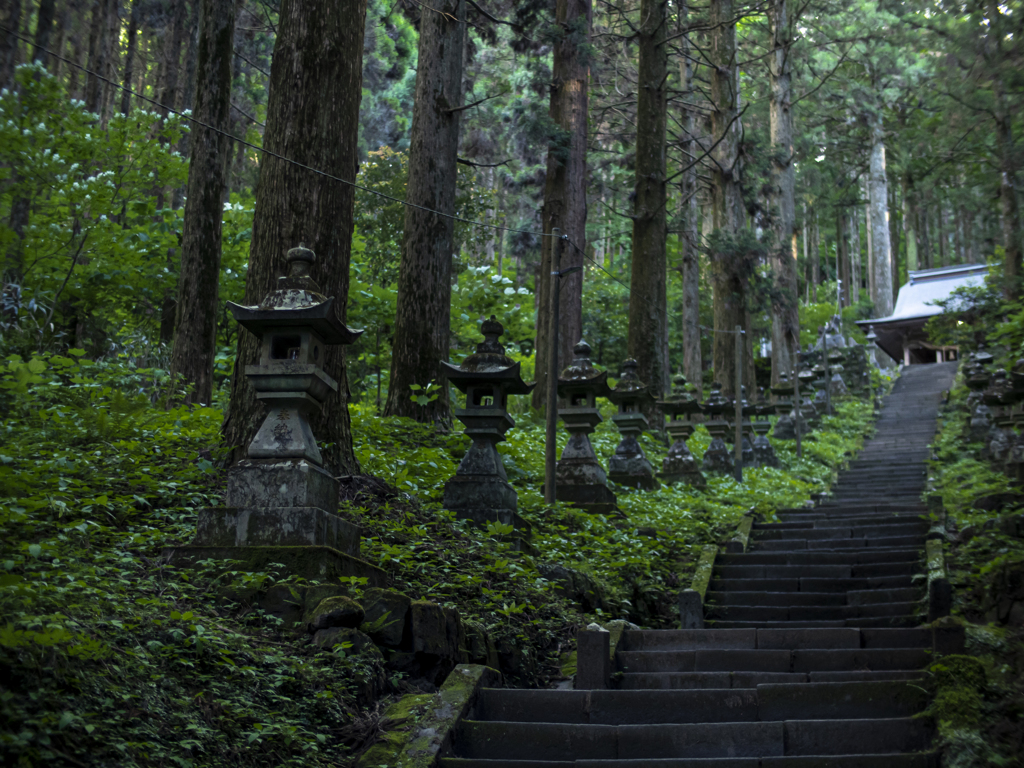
xmin=925 ymin=372 xmax=1024 ymax=764
xmin=1 ymin=351 xmax=875 ymax=766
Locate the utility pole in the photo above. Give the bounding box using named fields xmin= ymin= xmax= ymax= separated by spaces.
xmin=734 ymin=325 xmax=743 ymax=483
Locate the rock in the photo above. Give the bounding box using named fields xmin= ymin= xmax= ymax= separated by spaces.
xmin=305 ymin=595 xmax=365 ymax=631
xmin=444 ymin=606 xmax=468 ymax=664
xmin=260 ymin=583 xmax=306 ymax=629
xmin=303 ymin=585 xmax=348 ymax=613
xmin=313 ymin=626 xmax=378 ymax=654
xmin=411 ymin=600 xmax=450 ymax=657
xmin=465 ymin=620 xmax=500 ymax=668
xmin=537 ymin=562 xmax=608 ymax=612
xmin=360 ymin=587 xmax=412 ymax=648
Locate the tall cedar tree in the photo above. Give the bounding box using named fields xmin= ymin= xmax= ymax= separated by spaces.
xmin=383 ymin=0 xmax=466 ymax=424
xmin=169 ymin=0 xmax=237 ymax=406
xmin=0 ymin=0 xmax=22 ymax=89
xmin=224 ymin=0 xmax=368 ymax=472
xmin=709 ymin=0 xmax=746 ymax=397
xmin=628 ymin=0 xmax=669 ymax=400
xmin=679 ymin=0 xmax=702 ymax=396
xmin=768 ymin=0 xmax=799 ymax=386
xmin=533 ymin=0 xmax=591 ymax=410
xmin=868 ymin=104 xmax=894 ymax=325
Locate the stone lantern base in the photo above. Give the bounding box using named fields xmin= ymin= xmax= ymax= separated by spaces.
xmin=164 ymin=458 xmax=386 ymax=585
xmin=443 ymin=474 xmax=532 ymax=537
xmin=702 ymin=420 xmax=734 ymax=473
xmin=554 ymin=458 xmax=619 ymax=516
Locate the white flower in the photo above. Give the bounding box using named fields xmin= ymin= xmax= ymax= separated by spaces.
xmin=517 ymin=287 xmax=529 ymax=295
xmin=504 ymin=287 xmax=515 ymax=295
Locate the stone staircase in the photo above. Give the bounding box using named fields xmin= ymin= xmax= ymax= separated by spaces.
xmin=441 ymin=362 xmax=960 ymax=767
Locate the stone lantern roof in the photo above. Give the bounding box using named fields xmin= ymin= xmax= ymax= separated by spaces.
xmin=557 ymin=340 xmax=612 ymax=398
xmin=440 ymin=316 xmax=533 ymax=395
xmin=227 ymin=245 xmax=363 ymax=345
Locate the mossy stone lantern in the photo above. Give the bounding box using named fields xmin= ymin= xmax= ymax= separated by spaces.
xmin=228 ymin=245 xmax=362 ymax=467
xmin=752 ymin=393 xmax=780 ymax=468
xmin=166 ymin=245 xmax=386 ymax=586
xmin=701 ymin=382 xmax=734 ymax=473
xmin=555 ymin=340 xmax=617 ymax=514
xmin=771 ymin=373 xmax=797 ymax=440
xmin=656 ymin=373 xmax=706 ymax=488
xmin=606 ymin=359 xmax=658 ymax=490
xmin=440 ymin=316 xmax=534 ymax=531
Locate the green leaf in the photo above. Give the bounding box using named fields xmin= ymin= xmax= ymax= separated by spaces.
xmin=28 ymin=544 xmax=41 ymax=558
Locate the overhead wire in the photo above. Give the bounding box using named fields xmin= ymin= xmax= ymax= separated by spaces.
xmin=1 ymin=25 xmax=745 ymax=338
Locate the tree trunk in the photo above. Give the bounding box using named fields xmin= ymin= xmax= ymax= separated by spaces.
xmin=709 ymin=0 xmax=745 ymax=397
xmin=31 ymin=0 xmax=57 ymax=67
xmin=84 ymin=0 xmax=108 ymax=112
xmin=768 ymin=0 xmax=798 ymax=386
xmin=902 ymin=172 xmax=918 ymax=271
xmin=850 ymin=196 xmax=861 ymax=303
xmin=223 ymin=0 xmax=368 ymax=473
xmin=169 ymin=0 xmax=237 ymax=406
xmin=120 ymin=0 xmax=139 ymax=115
xmin=864 ymin=177 xmax=874 ymax=302
xmin=889 ymin=181 xmax=900 ymax=305
xmin=0 ymin=0 xmax=23 ymax=89
xmin=532 ymin=0 xmax=591 ymax=410
xmin=679 ymin=4 xmax=701 ymax=396
xmin=837 ymin=207 xmax=850 ymax=307
xmin=66 ymin=0 xmax=85 ymax=99
xmin=628 ymin=0 xmax=668 ymax=400
xmin=810 ymin=210 xmax=819 ymax=301
xmin=869 ymin=111 xmax=894 ymax=329
xmin=996 ymin=111 xmax=1022 ymax=296
xmin=382 ymin=0 xmax=465 ymax=424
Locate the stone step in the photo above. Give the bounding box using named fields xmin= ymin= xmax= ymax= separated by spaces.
xmin=706 ymin=602 xmax=921 ymax=622
xmin=441 ymin=756 xmax=941 ymax=768
xmin=616 ymin=647 xmax=929 ymax=674
xmin=753 ymin=540 xmax=929 ymax=552
xmin=619 ymin=670 xmax=927 ymax=690
xmin=706 ymin=587 xmax=923 ymax=607
xmin=717 ymin=550 xmax=921 ymax=566
xmin=709 ymin=616 xmax=922 ymax=630
xmin=710 ymin=575 xmax=915 ymax=593
xmin=622 ymin=627 xmax=931 ymax=651
xmin=755 ymin=517 xmax=925 ymax=529
xmin=754 ymin=523 xmax=929 ymax=540
xmin=713 ymin=563 xmax=919 ymax=580
xmin=455 ymin=719 xmax=933 ymax=760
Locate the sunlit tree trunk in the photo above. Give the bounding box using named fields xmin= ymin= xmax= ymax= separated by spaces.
xmin=383 ymin=0 xmax=466 ymax=424
xmin=850 ymin=201 xmax=861 ymax=303
xmin=628 ymin=0 xmax=669 ymax=400
xmin=868 ymin=108 xmax=894 ymax=366
xmin=532 ymin=0 xmax=590 ymax=410
xmin=224 ymin=0 xmax=368 ymax=473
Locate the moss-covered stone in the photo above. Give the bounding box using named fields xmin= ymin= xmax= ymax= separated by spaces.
xmin=411 ymin=600 xmax=449 ymax=657
xmin=304 ymin=595 xmax=365 ymax=631
xmin=354 ymin=664 xmax=501 ymax=768
xmin=361 ymin=587 xmax=412 ymax=647
xmin=927 ymin=654 xmax=987 ymax=730
xmin=303 ymin=584 xmax=349 ymax=613
xmin=312 ymin=626 xmax=377 ymax=655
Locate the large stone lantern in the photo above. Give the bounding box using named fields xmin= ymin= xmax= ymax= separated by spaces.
xmin=555 ymin=340 xmax=617 ymax=514
xmin=701 ymin=383 xmax=734 ymax=473
xmin=657 ymin=374 xmax=706 ymax=488
xmin=439 ymin=316 xmax=534 ymax=530
xmin=771 ymin=373 xmax=797 ymax=440
xmin=752 ymin=394 xmax=780 ymax=467
xmin=169 ymin=245 xmax=384 ymax=584
xmin=607 ymin=359 xmax=658 ymax=490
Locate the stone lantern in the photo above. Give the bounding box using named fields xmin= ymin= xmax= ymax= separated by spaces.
xmin=771 ymin=373 xmax=797 ymax=440
xmin=797 ymin=366 xmax=819 ymax=428
xmin=169 ymin=245 xmax=384 ymax=584
xmin=701 ymin=383 xmax=734 ymax=473
xmin=828 ymin=348 xmax=848 ymax=398
xmin=656 ymin=374 xmax=706 ymax=488
xmin=727 ymin=386 xmax=755 ymax=467
xmin=555 ymin=340 xmax=617 ymax=514
xmin=983 ymin=369 xmax=1014 ymax=464
xmin=752 ymin=392 xmax=779 ymax=467
xmin=607 ymin=359 xmax=658 ymax=490
xmin=440 ymin=316 xmax=534 ymax=531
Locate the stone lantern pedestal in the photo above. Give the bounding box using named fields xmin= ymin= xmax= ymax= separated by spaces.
xmin=607 ymin=359 xmax=658 ymax=490
xmin=165 ymin=245 xmax=385 ymax=584
xmin=657 ymin=374 xmax=705 ymax=488
xmin=440 ymin=317 xmax=534 ymax=533
xmin=555 ymin=340 xmax=618 ymax=514
xmin=701 ymin=383 xmax=734 ymax=474
xmin=752 ymin=400 xmax=779 ymax=468
xmin=771 ymin=374 xmax=797 ymax=440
